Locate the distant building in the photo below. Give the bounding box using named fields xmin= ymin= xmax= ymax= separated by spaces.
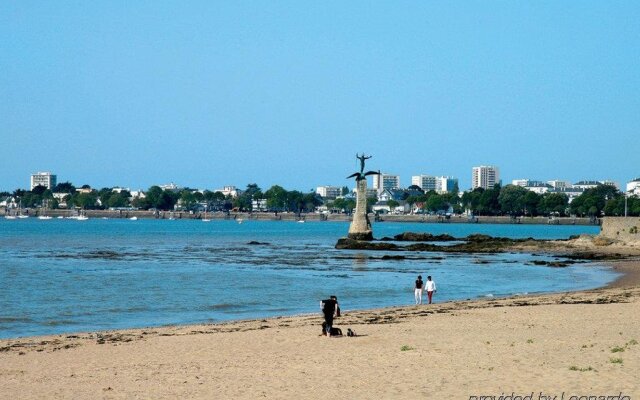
xmin=551 ymin=187 xmax=585 ymax=204
xmin=512 ymin=179 xmax=529 ymax=187
xmin=472 ymin=166 xmax=499 ymax=190
xmin=130 ymin=190 xmax=146 ymax=199
xmin=373 ymin=173 xmax=400 ymax=193
xmin=524 ymin=181 xmax=552 ymax=194
xmin=627 ymin=178 xmax=640 ymax=196
xmin=511 ymin=180 xmax=552 ymax=194
xmin=547 ymin=180 xmax=570 ymax=190
xmin=435 ymin=176 xmax=458 ymax=194
xmin=316 ymin=186 xmax=341 ymax=200
xmin=77 ymin=186 xmax=93 ymax=194
xmin=214 ymin=186 xmax=240 ymax=198
xmin=411 ymin=175 xmax=436 ymax=192
xmin=573 ymin=180 xmax=619 ymax=190
xmin=30 ymin=172 xmax=57 ymax=190
xmin=252 ymin=198 xmax=268 ymax=212
xmin=159 ymin=183 xmax=181 ymax=192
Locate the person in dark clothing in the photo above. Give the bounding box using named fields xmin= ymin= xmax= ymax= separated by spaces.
xmin=414 ymin=275 xmax=424 ymax=304
xmin=320 ymin=295 xmax=339 ymax=337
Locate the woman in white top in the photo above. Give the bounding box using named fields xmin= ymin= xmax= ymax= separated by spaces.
xmin=425 ymin=276 xmax=436 ymax=304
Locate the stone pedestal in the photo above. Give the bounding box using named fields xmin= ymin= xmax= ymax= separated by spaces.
xmin=348 ymin=179 xmax=373 ymax=241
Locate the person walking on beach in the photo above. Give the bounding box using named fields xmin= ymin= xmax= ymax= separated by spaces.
xmin=425 ymin=276 xmax=436 ymax=304
xmin=414 ymin=275 xmax=424 ymax=304
xmin=320 ymin=295 xmax=339 ymax=337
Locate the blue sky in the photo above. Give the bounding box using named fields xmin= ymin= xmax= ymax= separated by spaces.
xmin=1 ymin=1 xmax=638 ymax=192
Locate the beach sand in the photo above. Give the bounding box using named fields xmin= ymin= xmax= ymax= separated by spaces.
xmin=1 ymin=259 xmax=639 ymax=399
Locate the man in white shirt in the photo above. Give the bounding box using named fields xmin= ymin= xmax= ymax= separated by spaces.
xmin=425 ymin=276 xmax=436 ymax=304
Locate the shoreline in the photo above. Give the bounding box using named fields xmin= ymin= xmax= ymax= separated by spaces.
xmin=0 ymin=257 xmax=630 ymax=343
xmin=2 ymin=284 xmax=638 ymax=399
xmin=2 ymin=262 xmax=638 ymax=398
xmin=1 ymin=257 xmax=637 ymax=345
xmin=2 ymin=241 xmax=639 ymax=398
xmin=3 ymin=208 xmax=600 ymax=225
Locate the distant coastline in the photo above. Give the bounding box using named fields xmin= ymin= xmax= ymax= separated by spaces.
xmin=3 ymin=208 xmax=600 ymax=226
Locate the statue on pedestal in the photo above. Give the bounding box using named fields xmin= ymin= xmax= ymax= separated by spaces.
xmin=346 ymin=153 xmax=379 ymax=241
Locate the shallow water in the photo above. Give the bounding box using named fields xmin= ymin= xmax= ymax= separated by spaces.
xmin=0 ymin=218 xmax=615 ymax=339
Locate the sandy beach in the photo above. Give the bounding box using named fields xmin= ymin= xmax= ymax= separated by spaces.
xmin=2 ymin=252 xmax=639 ymax=399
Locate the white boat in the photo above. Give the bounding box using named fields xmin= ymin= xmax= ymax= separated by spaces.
xmin=297 ymin=220 xmax=305 ymax=223
xmin=5 ymin=215 xmax=16 ymax=220
xmin=76 ymin=215 xmax=89 ymax=221
xmin=17 ymin=215 xmax=29 ymax=219
xmin=236 ymin=218 xmax=243 ymax=224
xmin=57 ymin=216 xmax=65 ymax=219
xmin=129 ymin=216 xmax=138 ymax=221
xmin=38 ymin=216 xmax=53 ymax=220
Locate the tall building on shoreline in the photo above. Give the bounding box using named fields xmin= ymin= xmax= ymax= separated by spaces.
xmin=411 ymin=175 xmax=436 ymax=192
xmin=30 ymin=172 xmax=57 ymax=190
xmin=471 ymin=166 xmax=499 ymax=190
xmin=412 ymin=175 xmax=458 ymax=194
xmin=373 ymin=173 xmax=400 ymax=193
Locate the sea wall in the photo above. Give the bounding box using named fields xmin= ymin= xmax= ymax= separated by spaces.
xmin=2 ymin=207 xmax=597 ymax=225
xmin=600 ymin=217 xmax=640 ymax=243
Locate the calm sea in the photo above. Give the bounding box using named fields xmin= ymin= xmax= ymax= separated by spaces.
xmin=0 ymin=218 xmax=615 ymax=339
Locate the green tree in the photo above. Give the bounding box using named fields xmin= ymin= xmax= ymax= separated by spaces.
xmin=570 ymin=184 xmax=620 ymax=217
xmin=265 ymin=185 xmax=288 ymax=211
xmin=73 ymin=192 xmax=98 ymax=209
xmin=53 ymin=182 xmax=76 ymax=194
xmin=387 ymin=199 xmax=399 ymax=213
xmin=538 ymin=193 xmax=569 ymax=216
xmin=179 ymin=190 xmax=197 ymax=210
xmin=498 ymin=185 xmax=527 ymax=216
xmin=426 ymin=194 xmax=445 ymax=212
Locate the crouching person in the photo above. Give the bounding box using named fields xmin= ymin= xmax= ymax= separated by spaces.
xmin=320 ymin=295 xmax=339 ymax=337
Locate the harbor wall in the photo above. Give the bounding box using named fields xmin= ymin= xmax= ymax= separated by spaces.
xmin=600 ymin=217 xmax=640 ymax=243
xmin=2 ymin=207 xmax=597 ymax=225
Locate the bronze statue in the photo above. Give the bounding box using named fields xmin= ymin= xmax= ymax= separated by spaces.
xmin=347 ymin=153 xmax=379 ymax=181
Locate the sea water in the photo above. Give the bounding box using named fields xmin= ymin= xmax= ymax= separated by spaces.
xmin=0 ymin=218 xmax=615 ymax=339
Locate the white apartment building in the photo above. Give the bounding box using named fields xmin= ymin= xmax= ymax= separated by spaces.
xmin=159 ymin=183 xmax=181 ymax=192
xmin=512 ymin=179 xmax=529 ymax=187
xmin=373 ymin=173 xmax=400 ymax=193
xmin=547 ymin=180 xmax=570 ymax=190
xmin=573 ymin=180 xmax=619 ymax=190
xmin=214 ymin=186 xmax=240 ymax=198
xmin=316 ymin=186 xmax=341 ymax=199
xmin=472 ymin=166 xmax=499 ymax=190
xmin=411 ymin=175 xmax=436 ymax=192
xmin=627 ymin=178 xmax=640 ymax=196
xmin=511 ymin=179 xmax=552 ymax=194
xmin=30 ymin=172 xmax=57 ymax=190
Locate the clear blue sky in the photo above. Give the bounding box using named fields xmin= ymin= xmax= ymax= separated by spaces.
xmin=1 ymin=1 xmax=638 ymax=192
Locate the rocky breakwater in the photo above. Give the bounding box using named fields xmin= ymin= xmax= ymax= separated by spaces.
xmin=335 ymin=232 xmax=635 ymax=264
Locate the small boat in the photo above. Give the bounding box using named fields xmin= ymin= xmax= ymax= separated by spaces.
xmin=38 ymin=215 xmax=53 ymax=220
xmin=202 ymin=207 xmax=211 ymax=222
xmin=236 ymin=219 xmax=243 ymax=224
xmin=57 ymin=216 xmax=65 ymax=219
xmin=17 ymin=215 xmax=29 ymax=219
xmin=4 ymin=215 xmax=16 ymax=220
xmin=297 ymin=220 xmax=305 ymax=223
xmin=129 ymin=216 xmax=138 ymax=221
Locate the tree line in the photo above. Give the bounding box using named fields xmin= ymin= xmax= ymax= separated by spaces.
xmin=2 ymin=182 xmax=638 ymax=217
